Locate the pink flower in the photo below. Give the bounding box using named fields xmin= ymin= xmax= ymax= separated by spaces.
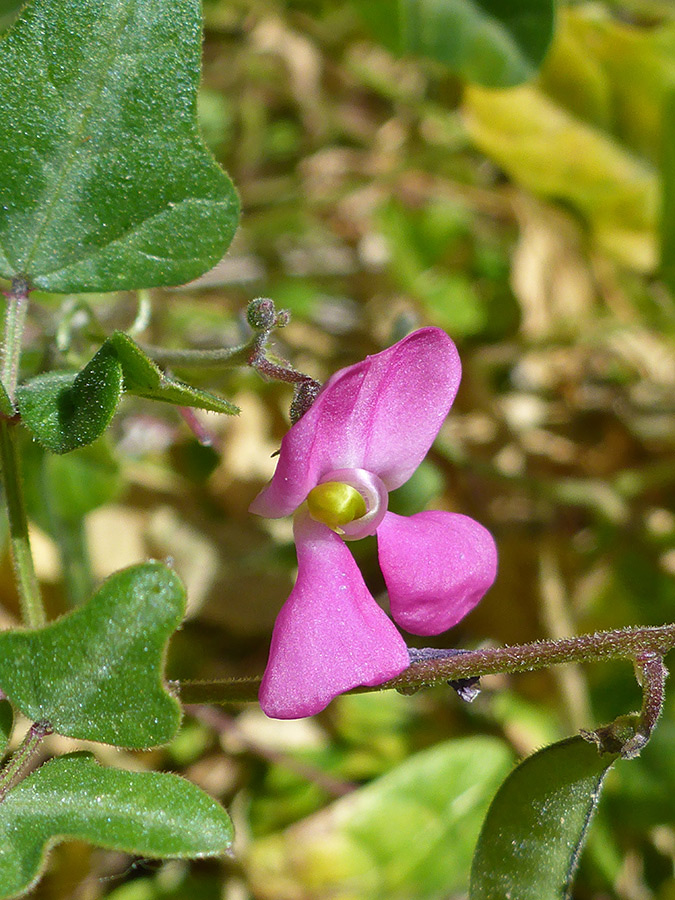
xmin=250 ymin=327 xmax=497 ymax=718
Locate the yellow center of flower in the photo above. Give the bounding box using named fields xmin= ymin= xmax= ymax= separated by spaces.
xmin=306 ymin=481 xmax=367 ymax=531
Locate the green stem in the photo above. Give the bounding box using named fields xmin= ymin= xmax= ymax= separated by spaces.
xmin=0 ymin=421 xmax=45 ymax=627
xmin=0 ymin=721 xmax=51 ymax=803
xmin=178 ymin=624 xmax=675 ymax=705
xmin=55 ymin=518 xmax=93 ymax=608
xmin=1 ymin=276 xmax=30 ymax=403
xmin=141 ymin=299 xmax=321 ymax=422
xmin=139 ymin=338 xmax=255 ymax=369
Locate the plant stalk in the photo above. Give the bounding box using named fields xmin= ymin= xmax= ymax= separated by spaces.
xmin=178 ymin=624 xmax=675 ymax=705
xmin=1 ymin=276 xmax=30 ymax=404
xmin=0 ymin=420 xmax=45 ymax=626
xmin=0 ymin=721 xmax=51 ymax=803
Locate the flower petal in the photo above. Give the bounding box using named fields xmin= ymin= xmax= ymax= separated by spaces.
xmin=378 ymin=511 xmax=497 ymax=636
xmin=250 ymin=327 xmax=460 ymax=518
xmin=260 ymin=512 xmax=410 ymax=719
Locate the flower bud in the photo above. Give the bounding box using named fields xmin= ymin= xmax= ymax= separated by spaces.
xmin=246 ymin=297 xmax=277 ymax=330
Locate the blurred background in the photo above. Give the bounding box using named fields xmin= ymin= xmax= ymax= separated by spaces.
xmin=3 ymin=0 xmax=675 ymax=896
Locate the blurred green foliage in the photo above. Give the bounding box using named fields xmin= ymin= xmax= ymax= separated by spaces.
xmin=2 ymin=0 xmax=675 ymax=897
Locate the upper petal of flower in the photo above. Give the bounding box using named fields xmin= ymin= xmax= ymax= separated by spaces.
xmin=377 ymin=510 xmax=497 ymax=636
xmin=259 ymin=512 xmax=410 ymax=719
xmin=250 ymin=327 xmax=461 ymax=518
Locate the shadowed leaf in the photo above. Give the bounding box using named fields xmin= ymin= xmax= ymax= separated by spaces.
xmin=16 ymin=345 xmax=123 ymax=454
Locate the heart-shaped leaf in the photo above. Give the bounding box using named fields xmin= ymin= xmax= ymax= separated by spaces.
xmin=469 ymin=735 xmax=620 ymax=900
xmin=0 ymin=562 xmax=185 ymax=748
xmin=109 ymin=332 xmax=239 ymax=414
xmin=16 ymin=344 xmax=123 ymax=454
xmin=355 ymin=0 xmax=556 ymax=88
xmin=0 ymin=0 xmax=239 ymax=293
xmin=0 ymin=752 xmax=233 ymax=900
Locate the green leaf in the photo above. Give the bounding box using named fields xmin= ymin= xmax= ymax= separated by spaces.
xmin=0 ymin=700 xmax=13 ymax=758
xmin=469 ymin=736 xmax=619 ymax=900
xmin=0 ymin=0 xmax=239 ymax=293
xmin=0 ymin=752 xmax=232 ymax=900
xmin=0 ymin=562 xmax=185 ymax=748
xmin=109 ymin=332 xmax=239 ymax=414
xmin=246 ymin=737 xmax=514 ymax=900
xmin=356 ymin=0 xmax=556 ymax=88
xmin=462 ymin=82 xmax=658 ymax=271
xmin=16 ymin=344 xmax=123 ymax=454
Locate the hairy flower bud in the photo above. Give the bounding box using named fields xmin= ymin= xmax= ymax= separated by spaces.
xmin=246 ymin=297 xmax=277 ymax=330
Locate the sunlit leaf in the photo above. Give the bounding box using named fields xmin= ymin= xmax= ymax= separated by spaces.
xmin=469 ymin=735 xmax=619 ymax=900
xmin=462 ymin=83 xmax=658 ymax=271
xmin=246 ymin=737 xmax=514 ymax=900
xmin=0 ymin=0 xmax=239 ymax=293
xmin=355 ymin=0 xmax=556 ymax=87
xmin=0 ymin=562 xmax=185 ymax=748
xmin=545 ymin=10 xmax=675 ymax=163
xmin=0 ymin=752 xmax=232 ymax=900
xmin=16 ymin=344 xmax=123 ymax=454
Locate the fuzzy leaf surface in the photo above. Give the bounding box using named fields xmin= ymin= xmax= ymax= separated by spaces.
xmin=16 ymin=345 xmax=123 ymax=454
xmin=0 ymin=0 xmax=239 ymax=292
xmin=0 ymin=562 xmax=185 ymax=747
xmin=0 ymin=752 xmax=233 ymax=900
xmin=470 ymin=736 xmax=619 ymax=900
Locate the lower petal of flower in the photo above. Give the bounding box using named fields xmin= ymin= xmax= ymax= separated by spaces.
xmin=377 ymin=510 xmax=498 ymax=636
xmin=260 ymin=511 xmax=410 ymax=719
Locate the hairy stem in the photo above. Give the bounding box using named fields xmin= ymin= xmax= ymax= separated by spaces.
xmin=1 ymin=276 xmax=30 ymax=404
xmin=139 ymin=337 xmax=255 ymax=369
xmin=634 ymin=653 xmax=667 ymax=741
xmin=178 ymin=624 xmax=675 ymax=705
xmin=0 ymin=721 xmax=51 ymax=803
xmin=389 ymin=626 xmax=675 ymax=692
xmin=140 ymin=298 xmax=321 ymax=422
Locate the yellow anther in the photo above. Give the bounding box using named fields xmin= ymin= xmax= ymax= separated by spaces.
xmin=307 ymin=481 xmax=367 ymax=531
